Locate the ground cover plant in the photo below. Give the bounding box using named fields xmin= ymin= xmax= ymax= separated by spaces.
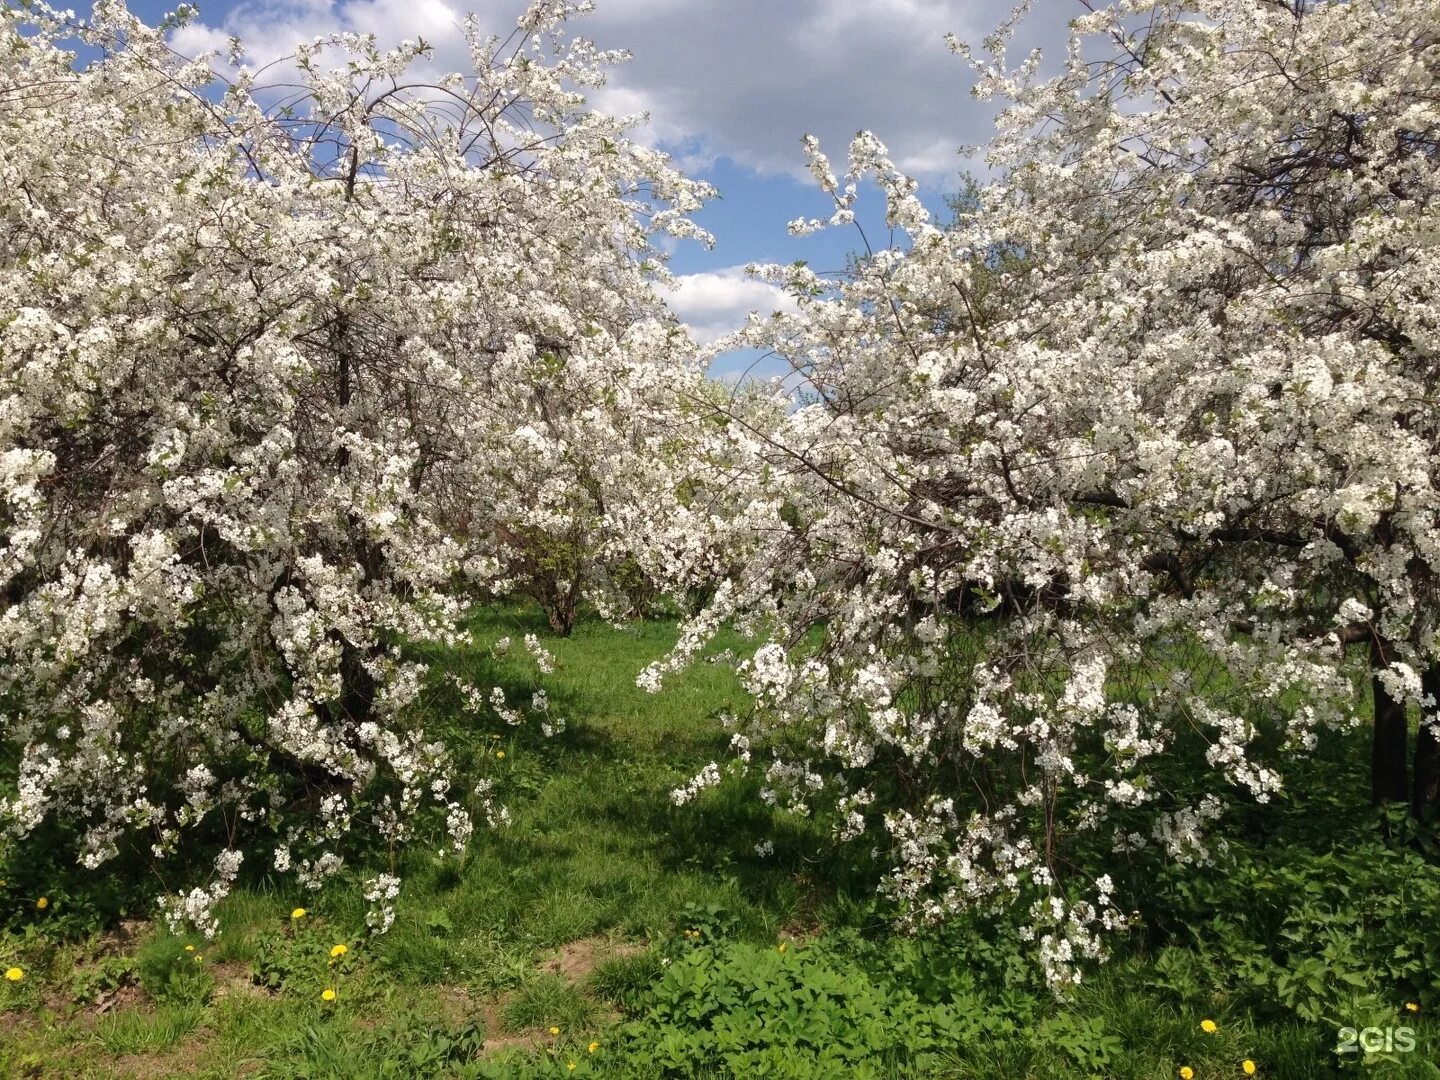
xmin=3 ymin=605 xmax=1438 ymax=1077
xmin=3 ymin=0 xmax=1440 ymax=1076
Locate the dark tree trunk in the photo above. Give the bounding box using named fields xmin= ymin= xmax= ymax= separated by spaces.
xmin=339 ymin=637 xmax=378 ymax=724
xmin=1371 ymin=637 xmax=1411 ymax=805
xmin=332 ymin=295 xmax=383 ymax=726
xmin=545 ymin=591 xmax=576 ymax=636
xmin=1412 ymin=663 xmax=1440 ymax=820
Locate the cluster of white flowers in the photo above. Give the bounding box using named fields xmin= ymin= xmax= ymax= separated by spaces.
xmin=444 ymin=803 xmax=474 ymax=855
xmin=362 ymin=873 xmax=402 ymax=934
xmin=5 ymin=0 xmax=1438 ymax=988
xmin=489 ymin=687 xmax=523 ymax=727
xmin=523 ymin=634 xmax=556 ymax=675
xmin=647 ymin=0 xmax=1440 ymax=987
xmin=157 ymin=850 xmax=244 ymax=938
xmin=669 ymin=762 xmax=722 ymax=807
xmin=0 ymin=0 xmax=715 ymax=932
xmin=1028 ymin=888 xmax=1128 ymax=990
xmin=472 ymin=779 xmax=512 ymax=830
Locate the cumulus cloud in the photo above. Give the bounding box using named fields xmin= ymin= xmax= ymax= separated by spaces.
xmin=170 ymin=0 xmax=468 ymax=89
xmin=585 ymin=0 xmax=1070 ymax=184
xmin=661 ymin=266 xmax=800 ymax=346
xmin=171 ymin=0 xmax=1059 ymax=186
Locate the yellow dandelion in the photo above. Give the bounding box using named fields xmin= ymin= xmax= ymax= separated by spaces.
xmin=587 ymin=1041 xmax=599 ymax=1053
xmin=193 ymin=954 xmax=203 ymax=964
xmin=777 ymin=942 xmax=787 ymax=953
xmin=321 ymin=987 xmax=336 ymax=1002
xmin=496 ymin=751 xmax=506 ymax=759
xmin=35 ymin=897 xmax=48 ymax=910
xmin=184 ymin=944 xmax=196 ymax=952
xmin=291 ymin=907 xmax=307 ymax=920
xmin=330 ymin=944 xmax=348 ymax=959
xmin=548 ymin=1025 xmax=560 ymax=1035
xmin=1405 ymin=1002 xmax=1420 ymax=1013
xmin=1201 ymin=1018 xmax=1218 ymax=1034
xmin=1243 ymin=1062 xmax=1256 ymax=1076
xmin=567 ymin=1064 xmax=576 ymax=1073
xmin=1179 ymin=1068 xmax=1194 ymax=1080
xmin=4 ymin=967 xmax=23 ymax=982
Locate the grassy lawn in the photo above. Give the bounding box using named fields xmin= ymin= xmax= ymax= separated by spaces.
xmin=2 ymin=606 xmax=1437 ymax=1078
xmin=0 ymin=606 xmax=823 ymax=1077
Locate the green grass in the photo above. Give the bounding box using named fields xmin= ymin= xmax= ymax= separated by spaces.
xmin=3 ymin=603 xmax=1438 ymax=1078
xmin=502 ymin=972 xmax=601 ymax=1033
xmin=96 ymin=1003 xmax=205 ymax=1056
xmin=0 ymin=604 xmax=821 ymax=1076
xmin=587 ymin=950 xmax=663 ymax=1013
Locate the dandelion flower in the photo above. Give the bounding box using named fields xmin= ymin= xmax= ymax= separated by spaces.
xmin=330 ymin=944 xmax=348 ymax=959
xmin=567 ymin=1064 xmax=576 ymax=1073
xmin=1201 ymin=1019 xmax=1218 ymax=1033
xmin=321 ymin=987 xmax=336 ymax=1002
xmin=588 ymin=1041 xmax=599 ymax=1053
xmin=496 ymin=751 xmax=506 ymax=759
xmin=777 ymin=942 xmax=787 ymax=953
xmin=1179 ymin=1068 xmax=1194 ymax=1080
xmin=4 ymin=967 xmax=23 ymax=982
xmin=291 ymin=907 xmax=307 ymax=920
xmin=35 ymin=897 xmax=48 ymax=910
xmin=549 ymin=1025 xmax=560 ymax=1035
xmin=1405 ymin=1002 xmax=1420 ymax=1013
xmin=184 ymin=944 xmax=196 ymax=952
xmin=1243 ymin=1061 xmax=1256 ymax=1075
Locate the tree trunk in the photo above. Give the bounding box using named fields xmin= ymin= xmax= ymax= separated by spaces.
xmin=1371 ymin=637 xmax=1410 ymax=805
xmin=1412 ymin=663 xmax=1440 ymax=820
xmin=545 ymin=590 xmax=576 ymax=636
xmin=332 ymin=284 xmax=382 ymax=726
xmin=339 ymin=637 xmax=378 ymax=725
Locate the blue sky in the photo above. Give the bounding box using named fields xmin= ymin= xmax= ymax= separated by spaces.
xmin=124 ymin=0 xmax=1059 ymax=375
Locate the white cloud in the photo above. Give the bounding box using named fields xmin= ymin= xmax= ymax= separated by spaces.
xmin=583 ymin=0 xmax=998 ymax=183
xmin=172 ymin=0 xmax=1059 ymax=186
xmin=662 ymin=266 xmax=799 ymax=345
xmin=172 ymin=0 xmax=464 ymax=76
